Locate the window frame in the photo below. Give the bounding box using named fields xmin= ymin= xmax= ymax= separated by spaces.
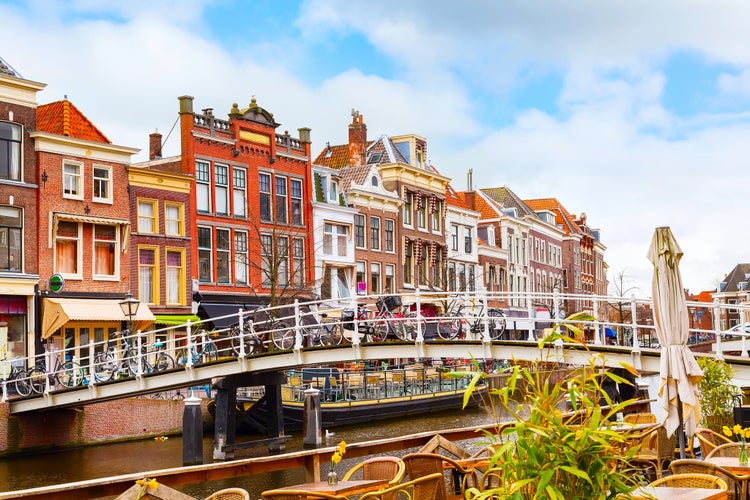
xmin=233 ymin=167 xmax=247 ymax=218
xmin=55 ymin=220 xmax=82 ymax=278
xmin=292 ymin=237 xmax=305 ymax=288
xmin=355 ymin=214 xmax=366 ymax=249
xmin=165 ymin=247 xmax=186 ymax=305
xmin=291 ymin=178 xmax=303 ymax=225
xmin=403 ymin=192 xmax=413 ymax=227
xmin=234 ymin=230 xmax=248 ymax=285
xmin=384 ymin=219 xmax=395 ymax=253
xmin=370 ymin=262 xmax=381 ymax=294
xmin=197 ymin=226 xmax=212 ymax=282
xmin=0 ymin=205 xmax=22 ymax=272
xmin=92 ymin=224 xmax=118 ymax=280
xmin=63 ymin=160 xmax=84 ymax=200
xmin=275 ymin=175 xmax=288 ymax=224
xmin=216 ymin=228 xmax=231 ymax=284
xmin=196 ymin=161 xmax=211 ymax=213
xmin=370 ymin=216 xmax=381 ymax=251
xmin=260 ymin=233 xmax=273 ymax=287
xmin=164 ymin=202 xmax=185 ymax=236
xmin=138 ymin=245 xmax=159 ymax=305
xmin=0 ymin=121 xmax=22 ymax=182
xmin=92 ymin=164 xmax=113 ymax=204
xmin=214 ymin=163 xmax=229 ymax=215
xmin=137 ymin=199 xmax=159 ymax=234
xmin=259 ymin=172 xmax=272 ymax=222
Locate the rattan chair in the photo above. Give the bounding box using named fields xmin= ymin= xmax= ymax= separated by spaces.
xmin=696 ymin=428 xmax=733 ymax=458
xmin=343 ymin=456 xmax=405 ymax=485
xmin=670 ymin=459 xmax=744 ymax=500
xmin=260 ymin=491 xmax=347 ymax=500
xmin=706 ymin=442 xmax=743 ymax=459
xmin=623 ymin=412 xmax=657 ymax=425
xmin=359 ymin=472 xmax=444 ymax=500
xmin=204 ymin=488 xmax=250 ymax=500
xmin=649 ymin=472 xmax=727 ymax=491
xmin=403 ymin=452 xmax=480 ymax=500
xmin=629 ymin=425 xmax=676 ymax=480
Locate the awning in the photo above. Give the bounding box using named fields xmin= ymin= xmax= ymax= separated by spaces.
xmin=197 ymin=302 xmax=258 ymax=329
xmin=42 ymin=298 xmax=155 ymax=339
xmin=154 ymin=314 xmax=201 ymax=326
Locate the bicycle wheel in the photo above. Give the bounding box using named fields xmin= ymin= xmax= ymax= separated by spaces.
xmin=319 ymin=318 xmax=343 ymax=346
xmin=230 ymin=325 xmax=263 ymax=356
xmin=390 ymin=313 xmax=410 ymax=341
xmin=93 ymin=351 xmax=116 ymax=382
xmin=271 ymin=322 xmax=294 ymax=350
xmin=154 ymin=352 xmax=175 ymax=372
xmin=488 ymin=309 xmax=506 ymax=340
xmin=202 ymin=342 xmax=218 ymax=362
xmin=27 ymin=366 xmax=47 ymax=394
xmin=367 ymin=317 xmax=389 ymax=342
xmin=58 ymin=361 xmax=83 ymax=388
xmin=437 ymin=316 xmax=462 ymax=340
xmin=13 ymin=370 xmax=32 ymax=397
xmin=126 ymin=348 xmax=150 ymax=376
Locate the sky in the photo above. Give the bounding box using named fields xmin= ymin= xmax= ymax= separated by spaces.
xmin=2 ymin=0 xmax=750 ymax=297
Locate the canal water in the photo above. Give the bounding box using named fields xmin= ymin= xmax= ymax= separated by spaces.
xmin=0 ymin=404 xmax=497 ymax=499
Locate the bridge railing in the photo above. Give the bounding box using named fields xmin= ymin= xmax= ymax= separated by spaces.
xmin=3 ymin=290 xmax=750 ymax=401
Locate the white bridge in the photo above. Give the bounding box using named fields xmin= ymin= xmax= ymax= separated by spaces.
xmin=5 ymin=290 xmax=750 ymax=414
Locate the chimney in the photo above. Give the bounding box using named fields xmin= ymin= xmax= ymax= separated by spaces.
xmin=149 ymin=129 xmax=162 ymax=160
xmin=467 ymin=168 xmax=473 ymax=192
xmin=348 ymin=109 xmax=367 ymax=167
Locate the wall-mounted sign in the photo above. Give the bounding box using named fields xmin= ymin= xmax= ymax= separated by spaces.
xmin=49 ymin=274 xmax=65 ymax=293
xmin=357 ymin=281 xmax=367 ymax=295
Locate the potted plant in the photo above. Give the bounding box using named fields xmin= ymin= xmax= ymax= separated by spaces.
xmin=696 ymin=357 xmax=740 ymax=433
xmin=461 ymin=313 xmax=643 ymax=499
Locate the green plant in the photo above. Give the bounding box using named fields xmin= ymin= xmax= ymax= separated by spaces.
xmin=696 ymin=356 xmax=740 ymax=432
xmin=461 ymin=313 xmax=644 ymax=500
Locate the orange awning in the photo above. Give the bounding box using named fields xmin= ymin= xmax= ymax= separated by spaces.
xmin=42 ymin=298 xmax=155 ymax=339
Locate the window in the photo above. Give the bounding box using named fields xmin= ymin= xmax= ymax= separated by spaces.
xmin=356 ymin=261 xmax=366 ymax=293
xmin=63 ymin=161 xmax=83 ymax=199
xmin=164 ymin=203 xmax=184 ymax=236
xmin=137 ymin=200 xmax=158 ymax=233
xmin=216 ymin=229 xmax=230 ymax=283
xmin=234 ymin=231 xmax=248 ymax=285
xmin=275 ymin=176 xmax=288 ymax=223
xmin=0 ymin=206 xmax=22 ymax=272
xmin=138 ymin=247 xmax=158 ymax=304
xmin=291 ymin=179 xmax=303 ymax=225
xmin=432 ymin=247 xmax=443 ymax=288
xmin=404 ymin=241 xmax=414 ymax=284
xmin=166 ymin=249 xmax=185 ymax=305
xmin=451 ymin=225 xmax=459 ymax=251
xmin=233 ymin=168 xmax=247 ymax=217
xmin=215 ymin=164 xmax=229 ymax=215
xmin=448 ymin=262 xmax=456 ymax=291
xmin=370 ymin=216 xmax=381 ymax=251
xmin=196 ymin=161 xmax=211 ymax=212
xmin=384 ymin=264 xmax=395 ymax=293
xmin=417 ymin=196 xmax=427 ymax=229
xmin=292 ymin=238 xmax=304 ymax=287
xmin=259 ymin=173 xmax=272 ymax=222
xmin=0 ymin=122 xmax=21 ymax=181
xmin=198 ymin=227 xmax=212 ymax=282
xmin=329 ymin=180 xmax=339 ymax=202
xmin=419 ymin=243 xmax=429 ymax=285
xmin=468 ymin=265 xmax=475 ymax=292
xmin=322 ymin=266 xmax=351 ymax=300
xmin=277 ymin=236 xmax=289 ymax=286
xmin=385 ymin=219 xmax=394 ymax=252
xmin=92 ymin=165 xmax=112 ymax=203
xmin=403 ymin=192 xmax=413 ymax=226
xmin=487 ymin=226 xmax=495 ymax=247
xmin=464 ymin=226 xmax=473 ymax=253
xmin=55 ymin=221 xmax=80 ymax=276
xmin=93 ymin=225 xmax=116 ymax=278
xmin=324 ymin=224 xmax=348 ymax=257
xmin=261 ymin=234 xmax=272 ymax=287
xmin=355 ymin=214 xmax=366 ymax=248
xmin=458 ymin=263 xmax=466 ymax=291
xmin=431 ymin=199 xmax=441 ymax=232
xmin=370 ymin=262 xmax=381 ymax=294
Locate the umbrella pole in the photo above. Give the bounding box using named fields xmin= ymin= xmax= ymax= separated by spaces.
xmin=677 ymin=392 xmax=686 ymax=459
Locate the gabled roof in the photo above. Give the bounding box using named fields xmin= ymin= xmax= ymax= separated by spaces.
xmin=719 ymin=263 xmax=750 ymax=293
xmin=481 ymin=187 xmax=538 ymax=219
xmin=365 ymin=135 xmax=410 ymax=165
xmin=313 ymin=143 xmax=351 ymax=170
xmin=37 ymin=99 xmax=111 ymax=143
xmin=445 ymin=184 xmax=470 ymax=210
xmin=0 ymin=55 xmax=21 ymax=78
xmin=458 ymin=190 xmax=505 ymax=220
xmin=337 ymin=164 xmax=373 ymax=190
xmin=524 ymin=197 xmax=582 ymax=235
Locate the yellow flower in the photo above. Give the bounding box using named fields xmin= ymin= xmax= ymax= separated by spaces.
xmin=724 ymin=426 xmax=733 ymax=438
xmin=734 ymin=424 xmax=742 ymax=435
xmin=337 ymin=440 xmax=347 ymax=455
xmin=332 ymin=451 xmax=342 ymax=464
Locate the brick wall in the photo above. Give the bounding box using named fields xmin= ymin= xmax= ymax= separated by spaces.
xmin=0 ymin=398 xmax=211 ymax=457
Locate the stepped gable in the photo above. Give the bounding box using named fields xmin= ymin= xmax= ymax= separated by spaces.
xmin=524 ymin=197 xmax=582 ymax=235
xmin=37 ymin=99 xmax=111 ymax=143
xmin=481 ymin=186 xmax=538 ymax=219
xmin=0 ymin=55 xmax=21 ymax=77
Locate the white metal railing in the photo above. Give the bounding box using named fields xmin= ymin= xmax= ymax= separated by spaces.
xmin=3 ymin=290 xmax=749 ymax=402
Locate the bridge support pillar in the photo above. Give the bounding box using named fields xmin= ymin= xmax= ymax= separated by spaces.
xmin=182 ymin=395 xmax=204 ymax=466
xmin=302 ymin=387 xmax=322 ymax=449
xmin=266 ymin=382 xmax=286 ymax=453
xmin=213 ymin=382 xmax=237 ymax=461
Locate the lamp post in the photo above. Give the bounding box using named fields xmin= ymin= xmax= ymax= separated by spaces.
xmin=119 ymin=294 xmax=140 ymax=333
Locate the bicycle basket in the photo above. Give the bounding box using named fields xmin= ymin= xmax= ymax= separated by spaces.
xmin=341 ymin=309 xmax=356 ymax=330
xmin=377 ymin=295 xmax=402 ymax=312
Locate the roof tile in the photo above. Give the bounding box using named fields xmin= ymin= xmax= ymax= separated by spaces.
xmin=37 ymin=100 xmax=111 ymax=144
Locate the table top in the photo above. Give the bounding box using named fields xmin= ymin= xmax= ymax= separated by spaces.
xmin=631 ymin=486 xmax=727 ymax=500
xmin=706 ymin=456 xmax=750 ymax=474
xmin=268 ymin=478 xmax=387 ymax=496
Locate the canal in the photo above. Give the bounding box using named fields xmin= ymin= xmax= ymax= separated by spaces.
xmin=0 ymin=404 xmax=497 ymax=499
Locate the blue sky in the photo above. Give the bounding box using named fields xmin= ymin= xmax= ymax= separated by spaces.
xmin=3 ymin=0 xmax=750 ymax=295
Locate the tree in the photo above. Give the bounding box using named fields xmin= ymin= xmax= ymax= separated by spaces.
xmin=607 ymin=267 xmax=642 ymax=345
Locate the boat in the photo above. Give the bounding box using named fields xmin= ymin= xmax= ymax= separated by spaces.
xmin=235 ymin=363 xmax=489 ymax=432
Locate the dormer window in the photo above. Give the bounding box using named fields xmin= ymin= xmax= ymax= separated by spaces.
xmin=329 ymin=180 xmax=339 ymax=202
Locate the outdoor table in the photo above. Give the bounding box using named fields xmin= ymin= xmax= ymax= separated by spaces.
xmin=630 ymin=486 xmax=727 ymax=499
xmin=264 ymin=478 xmax=387 ymax=496
xmin=706 ymin=456 xmax=750 ymax=475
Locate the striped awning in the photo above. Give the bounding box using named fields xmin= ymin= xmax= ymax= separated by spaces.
xmin=42 ymin=297 xmax=155 ymax=338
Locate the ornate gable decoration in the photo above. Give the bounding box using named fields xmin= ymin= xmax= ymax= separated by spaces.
xmin=229 ymin=96 xmax=280 ymax=128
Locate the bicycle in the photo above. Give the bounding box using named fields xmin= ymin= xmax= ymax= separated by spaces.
xmin=93 ymin=330 xmax=151 ymax=381
xmin=1 ymin=357 xmax=32 ymax=397
xmin=27 ymin=346 xmax=85 ymax=393
xmin=251 ymin=307 xmax=293 ymax=351
xmin=300 ymin=306 xmax=343 ymax=347
xmin=438 ymin=298 xmax=506 ymax=340
xmin=228 ymin=317 xmax=265 ymax=357
xmin=176 ymin=329 xmax=219 ymax=366
xmin=367 ymin=296 xmax=411 ymax=342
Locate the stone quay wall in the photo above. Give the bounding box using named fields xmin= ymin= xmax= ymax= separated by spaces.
xmin=0 ymin=398 xmax=212 ymax=457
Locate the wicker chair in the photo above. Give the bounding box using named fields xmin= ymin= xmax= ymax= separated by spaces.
xmin=696 ymin=428 xmax=733 ymax=458
xmin=359 ymin=472 xmax=444 ymax=500
xmin=629 ymin=425 xmax=676 ymax=480
xmin=670 ymin=459 xmax=744 ymax=500
xmin=403 ymin=453 xmax=480 ymax=500
xmin=623 ymin=413 xmax=657 ymax=425
xmin=342 ymin=456 xmax=405 ymax=485
xmin=260 ymin=491 xmax=347 ymax=500
xmin=706 ymin=442 xmax=743 ymax=459
xmin=204 ymin=488 xmax=250 ymax=500
xmin=649 ymin=472 xmax=727 ymax=491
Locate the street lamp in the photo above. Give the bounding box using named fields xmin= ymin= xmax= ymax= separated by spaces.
xmin=119 ymin=294 xmax=140 ymax=333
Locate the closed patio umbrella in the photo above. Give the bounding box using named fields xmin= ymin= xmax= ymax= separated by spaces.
xmin=647 ymin=226 xmax=703 ymax=458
